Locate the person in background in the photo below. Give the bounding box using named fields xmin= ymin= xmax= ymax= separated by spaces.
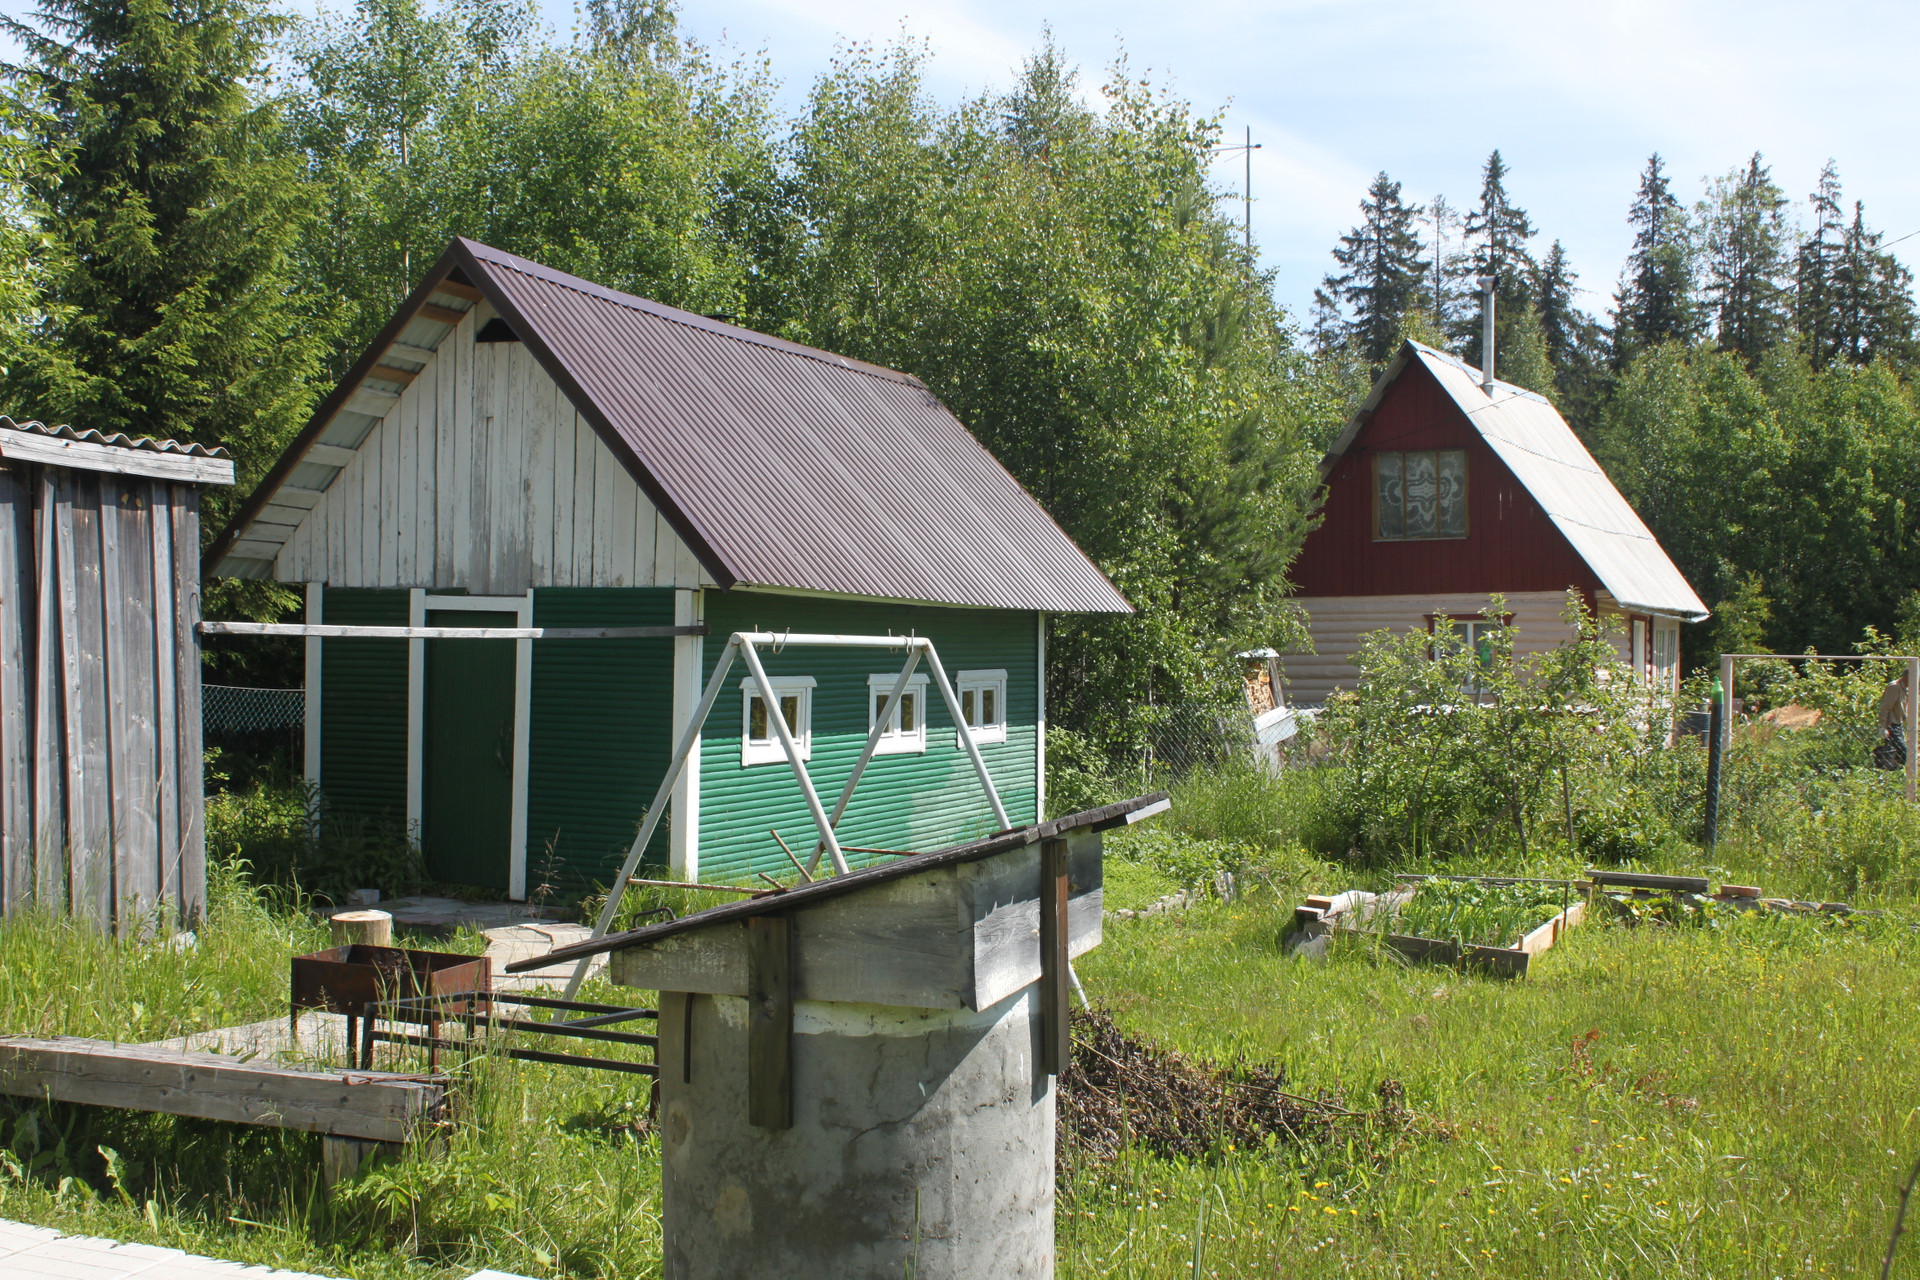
xmin=1876 ymin=667 xmax=1911 ymax=770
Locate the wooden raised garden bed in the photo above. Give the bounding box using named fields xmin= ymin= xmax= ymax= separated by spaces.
xmin=1289 ymin=875 xmax=1588 ymax=978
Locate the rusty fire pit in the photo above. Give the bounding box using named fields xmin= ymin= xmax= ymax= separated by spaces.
xmin=290 ymin=944 xmax=491 ymax=1059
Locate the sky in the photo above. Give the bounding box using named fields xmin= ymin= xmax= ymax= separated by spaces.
xmin=7 ymin=0 xmax=1917 ymax=324
xmin=647 ymin=0 xmax=1920 ymax=325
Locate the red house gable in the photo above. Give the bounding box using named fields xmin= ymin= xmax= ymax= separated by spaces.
xmin=1291 ymin=355 xmax=1596 ymax=600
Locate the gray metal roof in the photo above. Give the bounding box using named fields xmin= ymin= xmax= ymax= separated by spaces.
xmin=207 ymin=239 xmax=1130 ymax=614
xmin=0 ymin=416 xmax=230 ymax=458
xmin=1323 ymin=342 xmax=1709 ymax=622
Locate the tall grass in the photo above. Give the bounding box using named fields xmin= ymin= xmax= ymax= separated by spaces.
xmin=1068 ymin=895 xmax=1920 ymax=1278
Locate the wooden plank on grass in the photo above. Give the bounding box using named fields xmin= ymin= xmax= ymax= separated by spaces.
xmin=0 ymin=1036 xmax=447 ymax=1143
xmin=1586 ymin=870 xmax=1709 ymax=893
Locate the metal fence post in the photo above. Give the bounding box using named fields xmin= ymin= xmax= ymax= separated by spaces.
xmin=1704 ymin=661 xmax=1727 ymax=851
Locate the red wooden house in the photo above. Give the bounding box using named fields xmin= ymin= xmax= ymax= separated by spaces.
xmin=1283 ymin=341 xmax=1708 ymax=703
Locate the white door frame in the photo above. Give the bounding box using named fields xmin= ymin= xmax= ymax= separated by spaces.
xmin=407 ymin=588 xmax=535 ymax=899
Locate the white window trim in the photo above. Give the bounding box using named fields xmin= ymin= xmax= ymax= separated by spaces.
xmin=741 ymin=675 xmax=816 ymax=766
xmin=866 ymin=672 xmax=931 ymax=755
xmin=955 ymin=669 xmax=1009 ymax=745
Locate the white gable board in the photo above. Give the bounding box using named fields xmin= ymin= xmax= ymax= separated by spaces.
xmin=273 ymin=305 xmax=712 ymax=593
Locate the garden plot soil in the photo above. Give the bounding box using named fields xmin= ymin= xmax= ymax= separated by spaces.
xmin=1057 ymin=1005 xmax=1408 ymax=1169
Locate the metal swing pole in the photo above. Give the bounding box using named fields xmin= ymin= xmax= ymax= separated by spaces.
xmin=809 ymin=644 xmax=924 ymax=875
xmin=921 ymin=642 xmax=1012 ymax=831
xmin=738 ymin=638 xmax=851 ymax=877
xmin=564 ymin=637 xmax=742 ymax=999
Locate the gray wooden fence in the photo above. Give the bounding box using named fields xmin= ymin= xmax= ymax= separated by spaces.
xmin=0 ymin=462 xmax=210 ymax=933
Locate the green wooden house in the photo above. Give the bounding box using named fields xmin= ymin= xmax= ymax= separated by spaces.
xmin=206 ymin=240 xmax=1129 ymax=897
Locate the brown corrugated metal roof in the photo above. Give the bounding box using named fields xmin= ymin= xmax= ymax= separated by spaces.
xmin=208 ymin=238 xmax=1130 ymax=613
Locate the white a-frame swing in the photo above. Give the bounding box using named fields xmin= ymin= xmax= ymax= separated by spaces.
xmin=566 ymin=631 xmax=1009 ymax=997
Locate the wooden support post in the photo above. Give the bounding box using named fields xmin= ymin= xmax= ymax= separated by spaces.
xmin=1039 ymin=838 xmax=1070 ymax=1077
xmin=321 ymin=1135 xmax=398 ymax=1189
xmin=746 ymin=916 xmax=792 ymax=1129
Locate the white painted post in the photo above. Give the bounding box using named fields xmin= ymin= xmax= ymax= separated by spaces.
xmin=1906 ymin=656 xmax=1917 ymax=805
xmin=303 ymin=582 xmax=322 ymax=796
xmin=809 ymin=645 xmax=922 ymax=875
xmin=564 ymin=638 xmax=742 ymax=999
xmin=1719 ymin=653 xmax=1735 ymax=754
xmin=669 ymin=589 xmax=703 ymax=881
xmin=738 ymin=639 xmax=850 ymax=877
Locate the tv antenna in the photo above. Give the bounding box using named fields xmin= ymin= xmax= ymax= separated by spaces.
xmin=1211 ymin=126 xmax=1262 ymax=251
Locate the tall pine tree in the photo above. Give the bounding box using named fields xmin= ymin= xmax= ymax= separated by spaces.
xmin=1701 ymin=152 xmax=1791 ymax=362
xmin=1313 ymin=170 xmax=1429 ymax=364
xmin=1457 ymin=149 xmax=1536 ymax=373
xmin=1797 ymin=164 xmax=1916 ymax=369
xmin=2 ymin=0 xmax=325 ymax=483
xmin=1531 ymin=239 xmax=1605 ymax=425
xmin=1611 ymin=153 xmax=1698 ymax=367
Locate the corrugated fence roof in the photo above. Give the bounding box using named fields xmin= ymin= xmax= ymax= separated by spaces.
xmin=1325 ymin=342 xmax=1708 ymax=622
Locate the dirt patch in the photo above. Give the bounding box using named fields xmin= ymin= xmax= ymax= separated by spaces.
xmin=1057 ymin=1005 xmax=1408 ymax=1169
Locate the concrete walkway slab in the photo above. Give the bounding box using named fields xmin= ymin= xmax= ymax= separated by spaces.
xmin=0 ymin=1218 xmax=341 ymax=1279
xmin=0 ymin=1220 xmax=535 ymax=1280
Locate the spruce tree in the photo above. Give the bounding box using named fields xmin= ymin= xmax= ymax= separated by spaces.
xmin=1611 ymin=153 xmax=1698 ymax=367
xmin=2 ymin=0 xmax=324 ymax=482
xmin=1457 ymin=149 xmax=1536 ymax=372
xmin=1701 ymin=152 xmax=1791 ymax=362
xmin=1795 ymin=162 xmax=1847 ymax=368
xmin=1834 ymin=200 xmax=1918 ymax=367
xmin=1315 ymin=170 xmax=1429 ymax=365
xmin=1531 ymin=239 xmax=1605 ymax=424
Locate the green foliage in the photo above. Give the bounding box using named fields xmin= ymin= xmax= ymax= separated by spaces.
xmin=206 ymin=774 xmax=424 ymax=904
xmin=1314 ymin=594 xmax=1683 ymax=863
xmin=1312 ymin=170 xmax=1430 ymax=365
xmin=1596 ymin=342 xmax=1920 ymax=658
xmin=1385 ymin=878 xmax=1571 ymax=949
xmin=775 ymin=41 xmax=1325 ymax=757
xmin=2 ymin=0 xmax=329 ymax=516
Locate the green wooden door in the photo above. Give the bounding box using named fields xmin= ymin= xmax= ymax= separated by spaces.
xmin=422 ymin=610 xmax=517 ymax=890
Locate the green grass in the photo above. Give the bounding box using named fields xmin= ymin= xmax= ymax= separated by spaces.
xmin=7 ymin=760 xmax=1920 ymax=1279
xmin=1066 ymin=896 xmax=1920 ymax=1278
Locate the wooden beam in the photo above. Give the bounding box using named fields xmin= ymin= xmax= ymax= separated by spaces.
xmin=384 ymin=341 xmax=438 ymax=365
xmin=435 ymin=280 xmax=484 ymax=303
xmin=746 ymin=916 xmax=792 ymax=1129
xmin=199 ymin=621 xmax=708 ymax=641
xmin=0 ymin=431 xmax=234 ymax=486
xmin=1039 ymin=837 xmax=1070 ymax=1076
xmin=0 ymin=1035 xmax=447 ymax=1143
xmin=371 ymin=363 xmax=419 ymax=388
xmin=304 ymin=443 xmax=359 ymax=469
xmin=417 ymin=302 xmax=468 ymax=326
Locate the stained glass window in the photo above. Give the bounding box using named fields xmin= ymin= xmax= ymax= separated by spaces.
xmin=1375 ymin=449 xmax=1467 ymax=540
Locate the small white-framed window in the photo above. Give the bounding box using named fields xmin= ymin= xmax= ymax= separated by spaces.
xmin=867 ymin=673 xmax=931 ymax=755
xmin=955 ymin=669 xmax=1009 ymax=745
xmin=740 ymin=676 xmax=815 ymax=766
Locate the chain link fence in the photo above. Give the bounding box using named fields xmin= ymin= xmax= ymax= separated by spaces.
xmin=203 ymin=684 xmax=303 ymax=773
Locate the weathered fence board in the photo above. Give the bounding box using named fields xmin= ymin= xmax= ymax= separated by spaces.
xmin=0 ymin=462 xmax=216 ymax=931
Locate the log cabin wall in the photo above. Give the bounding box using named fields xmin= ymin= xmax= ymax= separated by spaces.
xmin=0 ymin=462 xmax=207 ymax=933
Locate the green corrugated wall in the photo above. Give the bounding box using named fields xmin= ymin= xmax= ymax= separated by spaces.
xmin=696 ymin=594 xmax=1039 ymax=882
xmin=319 ymin=588 xmax=408 ymax=821
xmin=527 ymin=588 xmax=675 ymax=893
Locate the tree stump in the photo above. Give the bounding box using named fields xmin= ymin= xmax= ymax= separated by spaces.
xmin=330 ymin=909 xmax=394 ymax=948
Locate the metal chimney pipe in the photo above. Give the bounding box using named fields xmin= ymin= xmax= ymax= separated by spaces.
xmin=1476 ymin=274 xmax=1497 ymax=391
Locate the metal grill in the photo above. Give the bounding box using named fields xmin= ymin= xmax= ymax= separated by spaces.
xmin=203 ymin=684 xmax=303 ymax=735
